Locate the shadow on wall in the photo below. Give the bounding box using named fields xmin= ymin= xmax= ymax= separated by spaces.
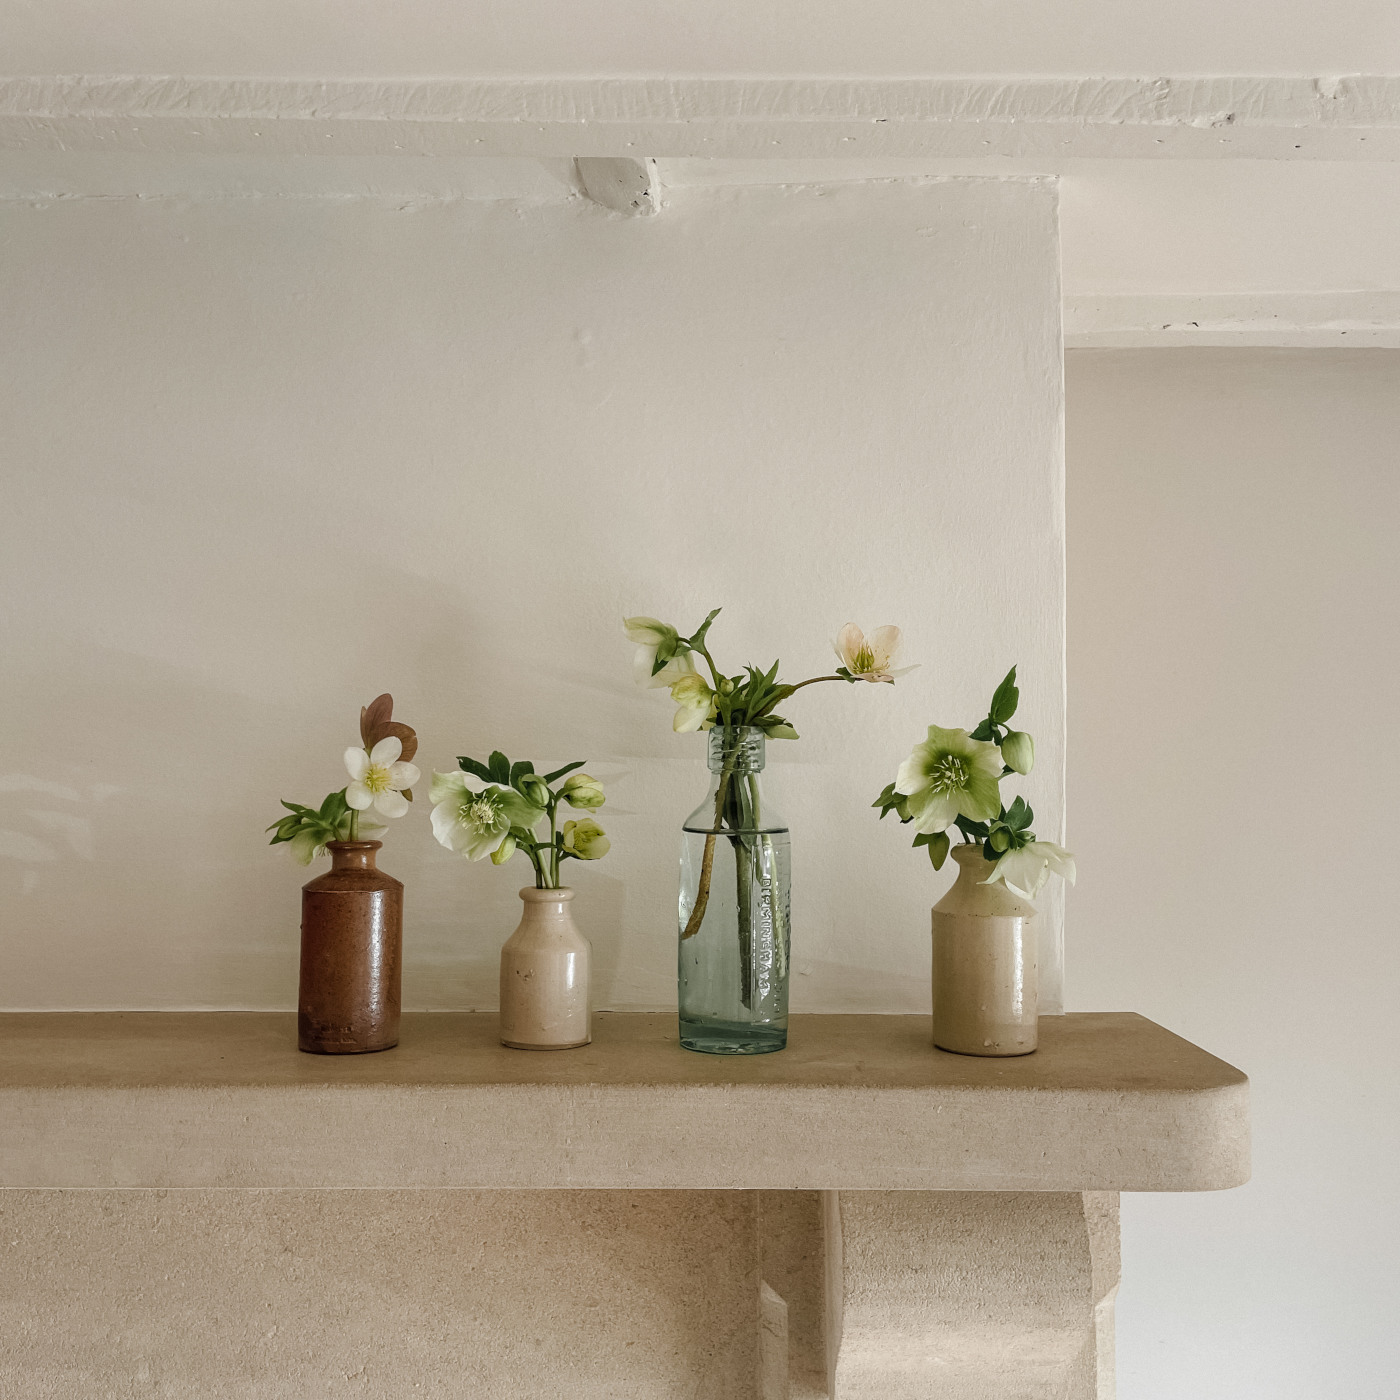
xmin=0 ymin=560 xmax=653 ymax=1010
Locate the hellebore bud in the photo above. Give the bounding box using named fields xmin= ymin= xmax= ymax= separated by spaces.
xmin=560 ymin=773 xmax=606 ymax=810
xmin=518 ymin=774 xmax=551 ymax=808
xmin=1001 ymin=731 xmax=1035 ymax=775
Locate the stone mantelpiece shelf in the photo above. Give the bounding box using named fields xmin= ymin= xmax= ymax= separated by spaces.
xmin=0 ymin=1011 xmax=1247 ymax=1192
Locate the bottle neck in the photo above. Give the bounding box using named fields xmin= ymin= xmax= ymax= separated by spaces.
xmin=707 ymin=725 xmax=767 ymax=776
xmin=949 ymin=842 xmax=996 ymax=880
xmin=689 ymin=728 xmax=786 ymax=834
xmin=327 ymin=840 xmax=381 ymax=872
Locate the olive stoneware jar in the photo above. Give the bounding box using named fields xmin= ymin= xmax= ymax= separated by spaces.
xmin=298 ymin=840 xmax=402 ymax=1054
xmin=499 ymin=887 xmax=592 ymax=1050
xmin=930 ymin=844 xmax=1038 ymax=1057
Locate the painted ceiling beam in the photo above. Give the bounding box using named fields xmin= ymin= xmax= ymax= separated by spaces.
xmin=2 ymin=75 xmax=1399 ymax=160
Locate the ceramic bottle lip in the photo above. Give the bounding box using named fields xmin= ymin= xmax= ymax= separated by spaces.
xmin=324 ymin=840 xmax=384 ymax=871
xmin=948 ymin=842 xmax=995 ymax=869
xmin=519 ymin=886 xmax=576 ymax=903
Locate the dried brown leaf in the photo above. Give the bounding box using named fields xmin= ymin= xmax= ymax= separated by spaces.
xmin=359 ymin=693 xmax=394 ymax=748
xmin=365 ymin=718 xmax=417 ymax=763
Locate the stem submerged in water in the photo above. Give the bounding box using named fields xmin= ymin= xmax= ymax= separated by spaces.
xmin=733 ymin=831 xmax=754 ymax=1008
xmin=680 ymin=736 xmax=767 ymax=1010
xmin=681 ymin=763 xmax=732 ymax=940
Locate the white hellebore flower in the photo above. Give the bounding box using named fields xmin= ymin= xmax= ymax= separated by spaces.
xmin=344 ymin=736 xmax=420 ymax=819
xmin=624 ymin=616 xmax=696 ymax=689
xmin=834 ymin=624 xmax=916 ymax=684
xmin=983 ymin=841 xmax=1076 ymax=901
xmin=429 ymin=771 xmax=544 ymax=861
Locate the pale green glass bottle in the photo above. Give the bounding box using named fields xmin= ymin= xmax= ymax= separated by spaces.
xmin=678 ymin=726 xmax=791 ymax=1055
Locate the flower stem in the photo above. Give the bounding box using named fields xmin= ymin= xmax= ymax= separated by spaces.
xmin=782 ymin=674 xmax=845 ymax=697
xmin=681 ymin=762 xmax=733 ymax=941
xmin=348 ymin=809 xmax=359 ymax=842
xmin=733 ymin=827 xmax=753 ymax=1007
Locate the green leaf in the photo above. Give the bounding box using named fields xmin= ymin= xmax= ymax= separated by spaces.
xmin=873 ymin=782 xmax=906 ymax=820
xmin=688 ymin=607 xmax=722 ymax=648
xmin=458 ymin=756 xmax=494 ymax=784
xmin=1004 ymin=795 xmax=1033 ymax=830
xmin=969 ymin=718 xmax=996 ymax=742
xmin=989 ymin=666 xmax=1020 ymax=725
xmin=488 ymin=751 xmax=511 ymax=784
xmin=927 ymin=831 xmax=950 ymax=870
xmin=509 ymin=760 xmax=535 ymax=788
xmin=542 ymin=759 xmax=586 ymax=784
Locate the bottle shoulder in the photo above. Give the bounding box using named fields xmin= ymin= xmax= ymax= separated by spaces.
xmin=682 ymin=802 xmax=790 ymax=836
xmin=682 ymin=822 xmax=790 ymax=836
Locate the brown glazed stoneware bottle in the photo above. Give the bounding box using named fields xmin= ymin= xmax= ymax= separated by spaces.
xmin=298 ymin=840 xmax=402 ymax=1054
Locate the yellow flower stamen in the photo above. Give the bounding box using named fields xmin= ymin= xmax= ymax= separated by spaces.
xmin=928 ymin=754 xmax=969 ymax=795
xmin=363 ymin=763 xmax=393 ymax=794
xmin=465 ymin=796 xmax=501 ymax=830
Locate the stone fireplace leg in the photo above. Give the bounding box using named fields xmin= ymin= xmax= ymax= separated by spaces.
xmin=821 ymin=1190 xmax=1120 ymax=1400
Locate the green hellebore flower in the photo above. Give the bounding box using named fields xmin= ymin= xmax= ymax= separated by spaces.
xmin=562 ymin=817 xmax=610 ymax=861
xmin=1001 ymin=731 xmax=1035 ymax=775
xmin=560 ymin=773 xmax=606 ymax=810
xmin=287 ymin=828 xmax=328 ymax=866
xmin=670 ymin=672 xmax=717 ymax=734
xmin=894 ymin=725 xmax=1004 ymax=835
xmin=429 ymin=771 xmax=544 ymax=861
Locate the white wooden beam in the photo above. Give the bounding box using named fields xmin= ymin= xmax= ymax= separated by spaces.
xmin=1 ymin=75 xmax=1399 ymax=160
xmin=1065 ymin=292 xmax=1400 ymax=347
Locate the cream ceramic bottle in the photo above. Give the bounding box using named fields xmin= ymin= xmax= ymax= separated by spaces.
xmin=499 ymin=887 xmax=592 ymax=1050
xmin=930 ymin=844 xmax=1038 ymax=1056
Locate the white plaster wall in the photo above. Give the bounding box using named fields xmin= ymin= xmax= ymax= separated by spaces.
xmin=1066 ymin=349 xmax=1400 ymax=1399
xmin=4 ymin=0 xmax=1397 ymax=76
xmin=0 ymin=175 xmax=1066 ymax=1012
